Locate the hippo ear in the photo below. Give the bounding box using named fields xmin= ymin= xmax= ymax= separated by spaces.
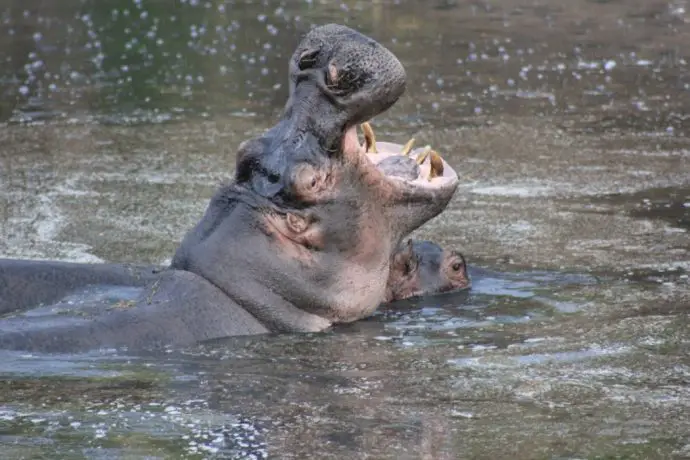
xmin=391 ymin=239 xmax=417 ymax=276
xmin=404 ymin=238 xmax=417 ymax=260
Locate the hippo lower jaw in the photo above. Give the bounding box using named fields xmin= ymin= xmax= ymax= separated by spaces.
xmin=345 ymin=122 xmax=460 ymax=239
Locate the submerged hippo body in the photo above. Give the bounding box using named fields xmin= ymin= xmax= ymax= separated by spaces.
xmin=0 ymin=24 xmax=459 ymax=353
xmin=385 ymin=240 xmax=471 ymax=302
xmin=0 ymin=259 xmax=161 ymax=316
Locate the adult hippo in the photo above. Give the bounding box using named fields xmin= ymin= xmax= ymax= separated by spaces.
xmin=0 ymin=24 xmax=459 ymax=353
xmin=385 ymin=240 xmax=471 ymax=303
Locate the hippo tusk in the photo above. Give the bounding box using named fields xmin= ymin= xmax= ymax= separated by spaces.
xmin=400 ymin=137 xmax=416 ymax=156
xmin=360 ymin=122 xmax=378 ymax=153
xmin=415 ymin=145 xmax=432 ymax=165
xmin=428 ymin=151 xmax=444 ymax=181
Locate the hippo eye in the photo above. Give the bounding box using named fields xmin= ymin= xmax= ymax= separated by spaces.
xmin=451 ymin=262 xmax=463 ymax=272
xmin=293 ymin=163 xmax=330 ymax=200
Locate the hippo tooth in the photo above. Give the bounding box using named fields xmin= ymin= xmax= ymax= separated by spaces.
xmin=415 ymin=145 xmax=432 ymax=165
xmin=360 ymin=121 xmax=378 ymax=153
xmin=400 ymin=137 xmax=416 ymax=156
xmin=428 ymin=151 xmax=444 ymax=181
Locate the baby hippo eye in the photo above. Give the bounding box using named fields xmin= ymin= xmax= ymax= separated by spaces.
xmin=448 ymin=251 xmax=467 ymax=274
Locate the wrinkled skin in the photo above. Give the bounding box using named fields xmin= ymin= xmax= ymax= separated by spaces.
xmin=0 ymin=24 xmax=459 ymax=353
xmin=385 ymin=240 xmax=471 ymax=302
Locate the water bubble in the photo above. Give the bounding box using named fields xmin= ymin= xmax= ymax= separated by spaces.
xmin=18 ymin=86 xmax=29 ymax=96
xmin=604 ymin=60 xmax=617 ymax=71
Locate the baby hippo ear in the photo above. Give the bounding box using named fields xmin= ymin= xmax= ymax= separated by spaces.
xmin=390 ymin=239 xmax=417 ymax=276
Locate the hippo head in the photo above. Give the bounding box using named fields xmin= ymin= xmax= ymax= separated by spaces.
xmin=172 ymin=24 xmax=459 ymax=332
xmin=385 ymin=240 xmax=471 ymax=302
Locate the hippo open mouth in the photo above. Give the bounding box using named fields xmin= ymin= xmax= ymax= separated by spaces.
xmin=357 ymin=121 xmax=457 ymax=188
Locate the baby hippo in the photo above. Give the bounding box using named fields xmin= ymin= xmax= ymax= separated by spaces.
xmin=384 ymin=239 xmax=471 ymax=302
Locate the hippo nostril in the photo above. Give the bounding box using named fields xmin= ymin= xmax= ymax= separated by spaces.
xmin=298 ymin=49 xmax=319 ymax=71
xmin=325 ymin=62 xmax=364 ymax=94
xmin=327 ymin=63 xmax=338 ymax=87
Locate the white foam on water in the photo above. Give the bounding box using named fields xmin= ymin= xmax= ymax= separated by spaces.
xmin=470 ymin=184 xmax=555 ymax=197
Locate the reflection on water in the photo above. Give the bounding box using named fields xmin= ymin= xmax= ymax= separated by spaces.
xmin=1 ymin=0 xmax=689 ymax=458
xmin=2 ymin=0 xmax=690 ymax=131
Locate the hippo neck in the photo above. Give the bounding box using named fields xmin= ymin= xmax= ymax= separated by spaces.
xmin=172 ymin=197 xmax=333 ymax=333
xmin=174 ymin=192 xmax=388 ymax=331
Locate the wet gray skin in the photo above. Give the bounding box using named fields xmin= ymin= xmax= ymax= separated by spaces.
xmin=0 ymin=259 xmax=160 ymax=315
xmin=385 ymin=239 xmax=471 ymax=303
xmin=1 ymin=0 xmax=689 ymax=458
xmin=0 ymin=24 xmax=460 ymax=352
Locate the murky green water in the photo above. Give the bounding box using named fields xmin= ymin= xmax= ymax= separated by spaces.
xmin=0 ymin=0 xmax=689 ymax=458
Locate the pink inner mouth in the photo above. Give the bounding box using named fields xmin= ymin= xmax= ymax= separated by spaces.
xmin=342 ymin=126 xmax=459 ymax=187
